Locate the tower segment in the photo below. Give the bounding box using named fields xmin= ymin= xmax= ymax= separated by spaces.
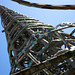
xmin=0 ymin=5 xmax=75 ymax=75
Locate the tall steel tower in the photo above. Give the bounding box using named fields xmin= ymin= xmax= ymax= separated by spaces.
xmin=0 ymin=5 xmax=75 ymax=75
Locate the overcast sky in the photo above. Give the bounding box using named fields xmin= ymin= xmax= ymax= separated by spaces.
xmin=0 ymin=0 xmax=75 ymax=75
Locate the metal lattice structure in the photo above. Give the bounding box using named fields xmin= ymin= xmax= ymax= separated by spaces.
xmin=0 ymin=5 xmax=75 ymax=75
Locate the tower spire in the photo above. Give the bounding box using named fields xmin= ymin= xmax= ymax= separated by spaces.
xmin=0 ymin=5 xmax=75 ymax=75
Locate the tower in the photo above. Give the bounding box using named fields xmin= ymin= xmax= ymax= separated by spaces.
xmin=0 ymin=5 xmax=75 ymax=75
